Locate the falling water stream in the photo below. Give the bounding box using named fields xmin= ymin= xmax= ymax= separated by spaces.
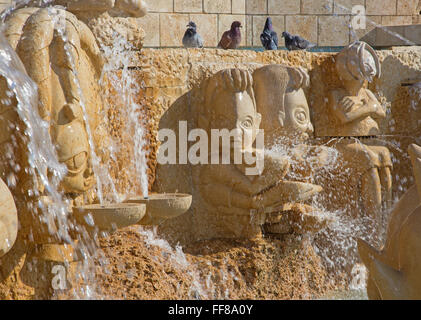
xmin=0 ymin=0 xmax=420 ymax=300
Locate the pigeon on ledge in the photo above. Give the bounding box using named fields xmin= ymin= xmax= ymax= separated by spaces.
xmin=182 ymin=21 xmax=204 ymax=48
xmin=282 ymin=31 xmax=316 ymax=51
xmin=218 ymin=21 xmax=242 ymax=50
xmin=260 ymin=17 xmax=278 ymax=50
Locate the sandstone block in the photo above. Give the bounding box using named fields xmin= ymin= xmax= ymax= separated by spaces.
xmin=268 ymin=0 xmax=300 ymax=14
xmin=366 ymin=0 xmax=397 ymax=15
xmin=174 ymin=0 xmax=202 ymax=13
xmin=147 ymin=0 xmax=173 ymax=12
xmin=319 ymin=15 xmax=350 ymax=46
xmin=246 ymin=0 xmax=267 ymax=14
xmin=137 ymin=13 xmax=160 ymax=47
xmin=301 ymin=0 xmax=333 ymax=14
xmin=204 ymin=0 xmax=231 ymax=13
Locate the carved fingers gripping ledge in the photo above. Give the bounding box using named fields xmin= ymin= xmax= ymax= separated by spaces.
xmin=0 ymin=178 xmax=17 ymax=257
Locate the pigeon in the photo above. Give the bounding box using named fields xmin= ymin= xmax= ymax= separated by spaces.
xmin=182 ymin=21 xmax=204 ymax=48
xmin=260 ymin=17 xmax=278 ymax=50
xmin=281 ymin=31 xmax=316 ymax=51
xmin=218 ymin=21 xmax=242 ymax=50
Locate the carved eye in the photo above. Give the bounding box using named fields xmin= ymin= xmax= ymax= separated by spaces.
xmin=294 ymin=109 xmax=308 ymax=124
xmin=65 ymin=152 xmax=87 ymax=172
xmin=242 ymin=119 xmax=253 ymax=129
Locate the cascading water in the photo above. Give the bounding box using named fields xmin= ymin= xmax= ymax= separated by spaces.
xmin=99 ymin=34 xmax=149 ymax=199
xmin=98 ymin=33 xmax=213 ymax=299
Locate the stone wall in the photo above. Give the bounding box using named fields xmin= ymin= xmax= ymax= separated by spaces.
xmin=2 ymin=1 xmax=420 ymax=47
xmin=140 ymin=0 xmax=421 ymax=48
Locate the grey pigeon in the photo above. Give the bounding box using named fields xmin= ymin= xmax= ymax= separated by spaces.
xmin=260 ymin=17 xmax=278 ymax=50
xmin=282 ymin=31 xmax=316 ymax=51
xmin=182 ymin=21 xmax=204 ymax=48
xmin=218 ymin=21 xmax=242 ymax=50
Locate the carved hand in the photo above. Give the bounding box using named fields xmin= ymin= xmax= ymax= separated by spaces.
xmin=339 ymin=96 xmax=363 ymax=112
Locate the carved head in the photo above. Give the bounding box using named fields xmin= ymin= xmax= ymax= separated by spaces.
xmin=253 ymin=65 xmax=312 ymax=141
xmin=201 ymin=69 xmax=261 ymax=150
xmin=336 ymin=41 xmax=381 ymax=83
xmin=54 ymin=104 xmax=94 ymax=193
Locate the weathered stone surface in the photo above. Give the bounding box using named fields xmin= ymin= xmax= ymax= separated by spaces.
xmin=137 ymin=12 xmax=160 ymax=47
xmin=397 ymin=0 xmax=419 ymax=15
xmin=268 ymin=0 xmax=300 ymax=14
xmin=366 ymin=0 xmax=397 ymax=15
xmin=94 ymin=228 xmax=338 ymax=300
xmin=87 ymin=13 xmax=146 ymax=48
xmin=174 ymin=0 xmax=202 ymax=13
xmin=147 ymin=0 xmax=173 ymax=12
xmin=318 ymin=15 xmax=350 ymax=46
xmin=232 ymin=0 xmax=246 ymax=14
xmin=246 ymin=0 xmax=267 ymax=14
xmin=204 ymin=0 xmax=231 ymax=13
xmin=301 ymin=0 xmax=333 ymax=14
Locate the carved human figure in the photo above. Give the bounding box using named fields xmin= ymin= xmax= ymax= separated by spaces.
xmin=328 ymin=41 xmax=392 ymax=244
xmin=0 ymin=7 xmax=106 ymax=242
xmin=358 ymin=144 xmax=421 ymax=299
xmin=253 ymin=64 xmax=329 ymax=234
xmin=253 ymin=64 xmax=330 ymax=178
xmin=193 ymin=68 xmax=319 ymax=238
xmin=5 ymin=7 xmax=102 ymax=194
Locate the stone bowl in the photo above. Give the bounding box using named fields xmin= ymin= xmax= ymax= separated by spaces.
xmin=126 ymin=193 xmax=192 ymax=225
xmin=72 ymin=203 xmax=146 ymax=232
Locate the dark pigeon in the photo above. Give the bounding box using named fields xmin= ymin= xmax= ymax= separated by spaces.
xmin=182 ymin=21 xmax=204 ymax=48
xmin=218 ymin=21 xmax=242 ymax=50
xmin=282 ymin=31 xmax=316 ymax=51
xmin=260 ymin=17 xmax=278 ymax=50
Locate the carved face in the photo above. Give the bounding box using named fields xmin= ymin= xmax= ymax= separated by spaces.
xmin=336 ymin=41 xmax=381 ymax=83
xmin=211 ymin=90 xmax=261 ymax=150
xmin=55 ymin=120 xmax=94 ymax=193
xmin=361 ymin=48 xmax=377 ymax=82
xmin=284 ymin=88 xmax=313 ymax=140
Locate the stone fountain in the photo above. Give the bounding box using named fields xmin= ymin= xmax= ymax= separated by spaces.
xmin=0 ymin=0 xmax=421 ymax=301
